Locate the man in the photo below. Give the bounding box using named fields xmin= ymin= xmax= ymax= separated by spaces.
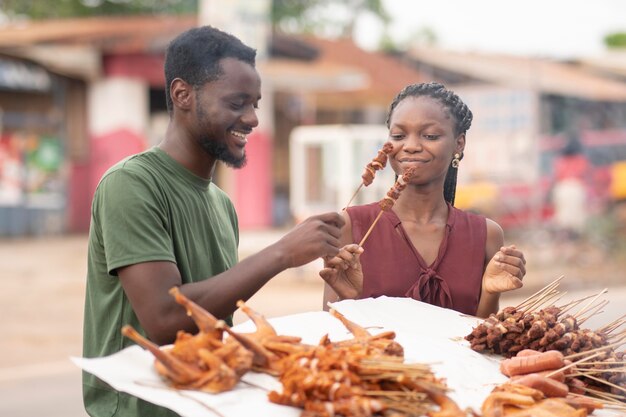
xmin=82 ymin=26 xmax=344 ymax=417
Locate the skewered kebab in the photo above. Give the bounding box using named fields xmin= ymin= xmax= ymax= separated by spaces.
xmin=359 ymin=166 xmax=417 ymax=247
xmin=269 ymin=308 xmax=465 ymax=417
xmin=344 ymin=142 xmax=394 ymax=209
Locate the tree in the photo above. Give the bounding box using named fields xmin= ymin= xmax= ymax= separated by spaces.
xmin=604 ymin=32 xmax=626 ymax=49
xmin=0 ymin=0 xmax=197 ymax=20
xmin=1 ymin=0 xmax=391 ymax=44
xmin=271 ymin=0 xmax=390 ymax=39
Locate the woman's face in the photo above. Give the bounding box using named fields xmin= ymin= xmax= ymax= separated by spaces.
xmin=387 ymin=95 xmax=465 ymax=185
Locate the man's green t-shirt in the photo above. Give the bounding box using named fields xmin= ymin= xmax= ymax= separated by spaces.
xmin=82 ymin=147 xmax=239 ymax=417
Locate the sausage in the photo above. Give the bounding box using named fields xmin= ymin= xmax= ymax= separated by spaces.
xmin=512 ymin=373 xmax=569 ymax=397
xmin=505 ymin=350 xmax=565 ymax=376
xmin=516 ymin=349 xmax=541 ymax=357
xmin=504 ymin=349 xmax=542 ymax=375
xmin=510 ymin=369 xmax=566 ymax=383
xmin=500 ymin=359 xmax=513 ymax=376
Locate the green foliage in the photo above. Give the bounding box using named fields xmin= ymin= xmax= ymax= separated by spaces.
xmin=271 ymin=0 xmax=390 ymax=37
xmin=0 ymin=0 xmax=198 ymax=20
xmin=604 ymin=32 xmax=626 ymax=48
xmin=1 ymin=0 xmax=395 ymax=47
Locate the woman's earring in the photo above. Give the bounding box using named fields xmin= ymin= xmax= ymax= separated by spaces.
xmin=451 ymin=153 xmax=461 ymax=168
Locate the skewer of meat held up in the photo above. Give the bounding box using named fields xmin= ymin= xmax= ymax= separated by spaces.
xmin=344 ymin=142 xmax=394 ymax=209
xmin=359 ymin=166 xmax=417 ymax=247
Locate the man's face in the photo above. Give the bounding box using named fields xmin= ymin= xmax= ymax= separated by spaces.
xmin=193 ymin=58 xmax=261 ymax=168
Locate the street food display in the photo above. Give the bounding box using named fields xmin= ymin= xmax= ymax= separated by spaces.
xmin=465 ymin=278 xmax=625 ymax=413
xmin=76 ymin=295 xmax=624 ymax=417
xmin=122 ymin=288 xmax=470 ymax=417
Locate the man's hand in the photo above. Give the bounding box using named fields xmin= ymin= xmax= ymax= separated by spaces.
xmin=276 ymin=212 xmax=345 ymax=268
xmin=319 ymin=244 xmax=364 ymax=300
xmin=483 ymin=245 xmax=527 ymax=294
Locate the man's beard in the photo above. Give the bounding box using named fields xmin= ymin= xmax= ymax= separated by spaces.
xmin=199 ymin=137 xmax=247 ymax=169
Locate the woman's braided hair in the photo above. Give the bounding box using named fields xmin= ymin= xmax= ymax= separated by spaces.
xmin=386 ymin=82 xmax=473 ymax=205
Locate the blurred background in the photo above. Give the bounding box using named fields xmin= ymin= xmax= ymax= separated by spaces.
xmin=0 ymin=0 xmax=625 ymax=416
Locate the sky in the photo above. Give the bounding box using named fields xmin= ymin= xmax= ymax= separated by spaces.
xmin=354 ymin=0 xmax=626 ymax=58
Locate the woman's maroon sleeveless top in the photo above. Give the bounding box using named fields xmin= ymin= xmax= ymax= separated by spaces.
xmin=347 ymin=202 xmax=487 ymax=315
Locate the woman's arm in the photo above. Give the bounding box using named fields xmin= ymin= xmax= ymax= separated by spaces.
xmin=476 ymin=219 xmax=526 ymax=318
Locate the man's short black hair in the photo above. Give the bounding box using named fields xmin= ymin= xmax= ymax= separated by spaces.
xmin=164 ymin=26 xmax=257 ymax=114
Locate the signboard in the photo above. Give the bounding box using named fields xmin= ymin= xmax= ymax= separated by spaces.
xmin=0 ymin=57 xmax=51 ymax=92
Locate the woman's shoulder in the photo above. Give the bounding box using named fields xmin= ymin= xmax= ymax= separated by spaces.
xmin=346 ymin=202 xmax=381 ymax=220
xmin=453 ymin=206 xmax=503 ymax=244
xmin=451 ymin=205 xmax=492 ymax=227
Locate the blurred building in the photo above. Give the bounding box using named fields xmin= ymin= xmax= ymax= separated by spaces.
xmin=0 ymin=54 xmax=86 ymax=235
xmin=0 ymin=14 xmax=426 ymax=235
xmin=399 ymin=46 xmax=626 ymax=228
xmin=0 ymin=15 xmax=195 ymax=236
xmin=1 ymin=14 xmax=625 ymax=236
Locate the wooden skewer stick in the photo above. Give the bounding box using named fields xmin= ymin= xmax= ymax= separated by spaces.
xmin=577 ymin=299 xmax=609 ymax=326
xmin=515 ymin=276 xmax=564 ymax=311
xmin=581 ymin=392 xmax=626 ymax=411
xmin=344 ymin=183 xmax=364 ymax=210
xmin=575 ymin=361 xmax=626 ymax=366
xmin=522 ymin=289 xmax=561 ymax=315
xmin=579 ymin=372 xmax=626 ymax=395
xmin=579 ymin=388 xmax=626 ymax=407
xmin=572 ymin=368 xmax=626 ymax=376
xmin=359 ymin=210 xmax=384 ymax=247
xmin=573 ymin=288 xmax=608 ymax=320
xmin=529 ymin=290 xmax=566 ymax=313
xmin=583 ymin=387 xmax=625 ymax=401
xmin=559 ymin=293 xmax=602 ymax=315
xmin=608 ymin=329 xmax=626 ymax=341
xmin=597 ymin=313 xmax=626 ymax=334
xmin=544 ymin=351 xmax=604 ymax=378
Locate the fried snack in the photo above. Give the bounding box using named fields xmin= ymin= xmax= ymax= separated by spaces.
xmin=121 ymin=289 xmax=253 ymax=393
xmin=482 ymin=384 xmax=589 ymax=417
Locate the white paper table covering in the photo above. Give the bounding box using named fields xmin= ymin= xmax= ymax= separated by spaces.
xmin=73 ymin=297 xmax=622 ymax=416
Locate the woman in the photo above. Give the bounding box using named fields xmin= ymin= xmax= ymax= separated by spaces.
xmin=320 ymin=82 xmax=526 ymax=318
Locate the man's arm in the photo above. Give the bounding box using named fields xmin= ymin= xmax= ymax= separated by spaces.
xmin=119 ymin=212 xmax=344 ymax=345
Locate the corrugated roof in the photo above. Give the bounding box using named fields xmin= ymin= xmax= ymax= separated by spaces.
xmin=408 ymin=46 xmax=626 ymax=101
xmin=298 ymin=36 xmax=428 ymax=106
xmin=260 ymin=58 xmax=369 ymax=92
xmin=0 ymin=15 xmax=197 ymax=53
xmin=576 ymin=51 xmax=626 ymax=78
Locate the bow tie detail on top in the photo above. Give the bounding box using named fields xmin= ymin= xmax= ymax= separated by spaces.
xmin=405 ymin=267 xmax=453 ymax=309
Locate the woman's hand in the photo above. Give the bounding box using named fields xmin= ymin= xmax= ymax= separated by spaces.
xmin=319 ymin=244 xmax=364 ymax=300
xmin=483 ymin=244 xmax=527 ymax=294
